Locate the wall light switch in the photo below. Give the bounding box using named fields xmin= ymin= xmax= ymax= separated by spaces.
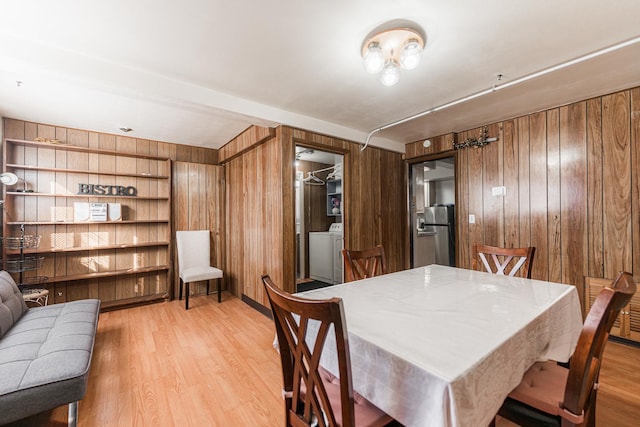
xmin=469 ymin=214 xmax=476 ymax=224
xmin=491 ymin=186 xmax=506 ymax=196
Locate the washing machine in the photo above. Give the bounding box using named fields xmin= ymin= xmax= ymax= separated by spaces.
xmin=309 ymin=223 xmax=343 ymax=285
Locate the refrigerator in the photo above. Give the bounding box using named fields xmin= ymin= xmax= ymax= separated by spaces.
xmin=423 ymin=204 xmax=455 ymax=266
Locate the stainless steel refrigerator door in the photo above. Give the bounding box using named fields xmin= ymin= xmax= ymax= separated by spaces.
xmin=424 ymin=206 xmax=450 ymax=266
xmin=433 ymin=225 xmax=450 ymax=266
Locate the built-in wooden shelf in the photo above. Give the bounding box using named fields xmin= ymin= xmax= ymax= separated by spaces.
xmin=5 ymin=164 xmax=170 ymax=179
xmin=4 ymin=138 xmax=171 ymax=161
xmin=6 ymin=220 xmax=169 ymax=226
xmin=6 ymin=192 xmax=169 ymax=200
xmin=5 ymin=241 xmax=170 ymax=255
xmin=43 ymin=265 xmax=170 ymax=284
xmin=3 ymin=137 xmax=172 ymax=310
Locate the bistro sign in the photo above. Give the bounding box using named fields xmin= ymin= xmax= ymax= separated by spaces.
xmin=78 ymin=183 xmax=137 ymax=197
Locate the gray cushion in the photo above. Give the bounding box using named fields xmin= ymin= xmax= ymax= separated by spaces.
xmin=0 ymin=298 xmax=100 ymax=424
xmin=0 ymin=271 xmax=28 ymax=338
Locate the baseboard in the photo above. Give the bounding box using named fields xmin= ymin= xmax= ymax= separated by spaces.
xmin=241 ymin=294 xmax=272 ymax=319
xmin=609 ymin=335 xmax=640 ymax=348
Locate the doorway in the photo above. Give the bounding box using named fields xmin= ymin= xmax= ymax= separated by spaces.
xmin=409 ymin=156 xmax=456 ymax=268
xmin=295 ymin=146 xmax=344 ymax=291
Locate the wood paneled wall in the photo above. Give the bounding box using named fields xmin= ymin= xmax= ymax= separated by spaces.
xmin=172 ymin=161 xmax=225 ymax=298
xmin=221 ymin=126 xmax=407 ymax=307
xmin=224 ymin=126 xmax=289 ymax=304
xmin=292 ymin=129 xmax=407 ymax=278
xmin=218 ymin=125 xmax=275 ymax=162
xmin=406 ymin=87 xmax=640 ymax=302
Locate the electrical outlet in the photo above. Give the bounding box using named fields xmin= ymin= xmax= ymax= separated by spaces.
xmin=492 ymin=186 xmax=506 ymax=196
xmin=469 ymin=214 xmax=476 ymax=224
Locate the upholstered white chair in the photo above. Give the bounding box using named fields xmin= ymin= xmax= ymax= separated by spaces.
xmin=176 ymin=230 xmax=223 ymax=310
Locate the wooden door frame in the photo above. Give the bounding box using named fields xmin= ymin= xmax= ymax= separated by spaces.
xmin=405 ymin=150 xmax=458 ymax=270
xmin=291 ymin=139 xmax=349 ymax=289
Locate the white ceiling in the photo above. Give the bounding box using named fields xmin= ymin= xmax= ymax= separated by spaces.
xmin=1 ymin=1 xmax=639 ymax=153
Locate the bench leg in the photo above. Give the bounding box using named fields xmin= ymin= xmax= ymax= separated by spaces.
xmin=68 ymin=401 xmax=78 ymax=427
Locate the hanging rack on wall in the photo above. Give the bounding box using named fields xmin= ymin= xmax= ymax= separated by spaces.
xmin=301 ymin=164 xmax=340 ymax=186
xmin=302 ymin=172 xmax=325 ymax=185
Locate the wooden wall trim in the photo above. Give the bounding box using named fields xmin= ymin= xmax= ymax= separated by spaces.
xmin=218 ymin=125 xmax=276 ymax=163
xmin=405 ymin=133 xmax=456 ymax=160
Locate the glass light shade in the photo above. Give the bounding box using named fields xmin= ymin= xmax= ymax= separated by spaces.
xmin=380 ymin=60 xmax=400 ymax=86
xmin=363 ymin=42 xmax=385 ymax=74
xmin=400 ymin=38 xmax=423 ymax=70
xmin=0 ymin=172 xmax=19 ymax=186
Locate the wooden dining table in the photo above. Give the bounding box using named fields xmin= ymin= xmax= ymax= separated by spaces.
xmin=296 ymin=264 xmax=583 ymax=427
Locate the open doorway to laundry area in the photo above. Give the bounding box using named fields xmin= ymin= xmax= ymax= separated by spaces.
xmin=409 ymin=156 xmax=456 ymax=268
xmin=295 ymin=146 xmax=344 ymax=292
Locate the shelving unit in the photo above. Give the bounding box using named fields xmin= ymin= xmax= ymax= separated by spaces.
xmin=2 ymin=138 xmax=172 ymax=310
xmin=326 ymin=179 xmax=342 ymax=217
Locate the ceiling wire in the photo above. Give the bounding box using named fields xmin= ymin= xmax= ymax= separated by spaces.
xmin=360 ymin=35 xmax=640 ymax=151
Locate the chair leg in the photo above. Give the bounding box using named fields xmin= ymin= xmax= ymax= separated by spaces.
xmin=206 ymin=280 xmax=210 ymax=295
xmin=218 ymin=278 xmax=221 ymax=303
xmin=179 ymin=278 xmax=183 ymax=300
xmin=68 ymin=401 xmax=78 ymax=427
xmin=185 ymin=282 xmax=189 ymax=310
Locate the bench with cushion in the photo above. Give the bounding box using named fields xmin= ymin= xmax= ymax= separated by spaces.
xmin=0 ymin=271 xmax=100 ymax=426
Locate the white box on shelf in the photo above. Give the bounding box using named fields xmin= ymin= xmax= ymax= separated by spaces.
xmin=108 ymin=203 xmax=122 ymax=221
xmin=89 ymin=203 xmax=108 ymax=221
xmin=74 ymin=202 xmax=90 ymax=221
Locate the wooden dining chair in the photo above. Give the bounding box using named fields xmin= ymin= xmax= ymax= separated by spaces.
xmin=494 ymin=271 xmax=637 ymax=427
xmin=262 ymin=275 xmax=394 ymax=427
xmin=472 ymin=243 xmax=535 ymax=278
xmin=342 ymin=245 xmax=387 ymax=282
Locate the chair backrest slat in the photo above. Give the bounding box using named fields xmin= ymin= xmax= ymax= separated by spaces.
xmin=342 ymin=245 xmax=387 ymax=282
xmin=472 ymin=243 xmax=535 ymax=278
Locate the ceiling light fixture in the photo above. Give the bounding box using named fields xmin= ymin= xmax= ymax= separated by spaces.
xmin=360 ymin=34 xmax=640 ymax=150
xmin=361 ymin=20 xmax=426 ymax=87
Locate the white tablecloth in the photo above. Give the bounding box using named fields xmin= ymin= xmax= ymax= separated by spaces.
xmin=298 ymin=265 xmax=583 ymax=427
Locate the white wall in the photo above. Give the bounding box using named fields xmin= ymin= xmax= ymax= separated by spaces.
xmin=435 ymin=179 xmax=455 ymax=205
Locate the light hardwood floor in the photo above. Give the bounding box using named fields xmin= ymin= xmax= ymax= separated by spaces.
xmin=8 ymin=294 xmax=640 ymax=426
